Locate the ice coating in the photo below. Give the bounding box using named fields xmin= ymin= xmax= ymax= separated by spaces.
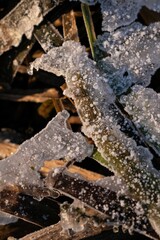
xmin=120 ymin=85 xmax=160 ymax=155
xmin=47 ymin=169 xmax=149 ymax=232
xmin=0 ymin=110 xmax=93 ymax=190
xmin=29 ymin=40 xmax=115 ymax=106
xmin=98 ymin=0 xmax=142 ymax=32
xmin=144 ymin=0 xmax=160 ymax=12
xmin=30 ymin=40 xmax=160 ymax=236
xmin=0 ymin=0 xmax=43 ymax=53
xmin=0 ymin=0 xmax=60 ymax=54
xmin=97 ymin=22 xmax=160 ymax=88
xmin=98 ymin=0 xmax=160 ymax=32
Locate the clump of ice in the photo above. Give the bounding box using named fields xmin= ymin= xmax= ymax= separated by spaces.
xmin=97 ymin=0 xmax=160 ymax=32
xmin=0 ymin=110 xmax=93 ymax=191
xmin=29 ymin=40 xmax=158 ymax=183
xmin=29 ymin=40 xmax=160 ymax=236
xmin=0 ymin=0 xmax=43 ymax=53
xmin=96 ymin=22 xmax=160 ymax=89
xmin=29 ymin=40 xmax=115 ymax=106
xmin=98 ymin=0 xmax=142 ymax=32
xmin=120 ymin=85 xmax=160 ymax=155
xmin=144 ymin=0 xmax=160 ymax=12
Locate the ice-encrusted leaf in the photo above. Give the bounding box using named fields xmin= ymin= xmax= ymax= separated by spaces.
xmin=0 ymin=110 xmax=93 ymax=191
xmin=98 ymin=0 xmax=142 ymax=32
xmin=0 ymin=0 xmax=60 ymax=54
xmin=120 ymin=85 xmax=160 ymax=155
xmin=98 ymin=0 xmax=160 ymax=32
xmin=144 ymin=0 xmax=160 ymax=12
xmin=29 ymin=40 xmax=160 ymax=236
xmin=96 ymin=22 xmax=160 ymax=90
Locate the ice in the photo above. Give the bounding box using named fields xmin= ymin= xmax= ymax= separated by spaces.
xmin=0 ymin=0 xmax=60 ymax=54
xmin=0 ymin=110 xmax=93 ymax=191
xmin=120 ymin=85 xmax=160 ymax=155
xmin=96 ymin=22 xmax=160 ymax=88
xmin=144 ymin=0 xmax=160 ymax=12
xmin=0 ymin=0 xmax=43 ymax=53
xmin=98 ymin=0 xmax=142 ymax=32
xmin=29 ymin=40 xmax=160 ymax=236
xmin=30 ymin=40 xmax=158 ymax=183
xmin=98 ymin=0 xmax=160 ymax=32
xmin=29 ymin=40 xmax=115 ymax=106
xmin=60 ymin=200 xmax=87 ymax=233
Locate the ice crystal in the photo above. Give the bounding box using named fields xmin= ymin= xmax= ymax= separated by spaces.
xmin=97 ymin=22 xmax=160 ymax=89
xmin=0 ymin=110 xmax=93 ymax=191
xmin=120 ymin=85 xmax=160 ymax=155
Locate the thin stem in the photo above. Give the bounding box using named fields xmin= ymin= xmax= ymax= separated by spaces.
xmin=81 ymin=3 xmax=96 ymax=59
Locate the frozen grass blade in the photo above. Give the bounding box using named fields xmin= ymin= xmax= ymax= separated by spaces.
xmin=29 ymin=41 xmax=160 ymax=235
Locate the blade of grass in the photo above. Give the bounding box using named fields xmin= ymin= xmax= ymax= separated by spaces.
xmin=81 ymin=3 xmax=96 ymax=59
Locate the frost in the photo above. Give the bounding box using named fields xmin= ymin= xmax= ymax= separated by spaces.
xmin=29 ymin=40 xmax=115 ymax=105
xmin=98 ymin=0 xmax=142 ymax=32
xmin=0 ymin=110 xmax=93 ymax=191
xmin=144 ymin=0 xmax=160 ymax=12
xmin=97 ymin=22 xmax=160 ymax=89
xmin=120 ymin=85 xmax=160 ymax=155
xmin=29 ymin=40 xmax=160 ymax=236
xmin=98 ymin=0 xmax=160 ymax=32
xmin=0 ymin=0 xmax=43 ymax=53
xmin=0 ymin=0 xmax=60 ymax=54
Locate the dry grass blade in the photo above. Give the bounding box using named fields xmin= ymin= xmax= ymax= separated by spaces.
xmin=14 ymin=220 xmax=111 ymax=240
xmin=0 ymin=0 xmax=61 ymax=54
xmin=40 ymin=159 xmax=104 ymax=180
xmin=0 ymin=142 xmax=18 ymax=159
xmin=34 ymin=22 xmax=64 ymax=52
xmin=62 ymin=10 xmax=79 ymax=42
xmin=0 ymin=88 xmax=60 ymax=103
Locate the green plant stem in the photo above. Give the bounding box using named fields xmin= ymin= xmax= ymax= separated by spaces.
xmin=81 ymin=3 xmax=96 ymax=59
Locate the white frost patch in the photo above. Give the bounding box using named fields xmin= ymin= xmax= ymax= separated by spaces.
xmin=96 ymin=22 xmax=160 ymax=89
xmin=0 ymin=0 xmax=43 ymax=53
xmin=98 ymin=0 xmax=160 ymax=32
xmin=0 ymin=110 xmax=93 ymax=191
xmin=29 ymin=40 xmax=160 ymax=236
xmin=120 ymin=85 xmax=160 ymax=155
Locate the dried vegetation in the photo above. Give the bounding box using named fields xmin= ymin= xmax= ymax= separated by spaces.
xmin=0 ymin=0 xmax=160 ymax=239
